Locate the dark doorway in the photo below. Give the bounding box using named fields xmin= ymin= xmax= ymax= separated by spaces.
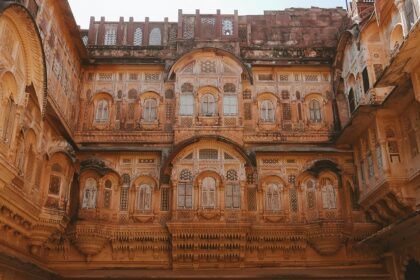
xmin=405 ymin=259 xmax=420 ymax=280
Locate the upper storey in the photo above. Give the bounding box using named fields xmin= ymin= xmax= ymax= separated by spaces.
xmin=81 ymin=8 xmax=347 ymax=65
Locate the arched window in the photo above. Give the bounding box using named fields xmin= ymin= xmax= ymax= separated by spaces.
xmin=348 ymin=89 xmax=356 ymax=113
xmin=202 ymin=177 xmax=216 ymax=208
xmin=265 ymin=183 xmax=281 ymax=211
xmin=25 ymin=145 xmax=36 ymax=182
xmin=223 ymin=95 xmax=237 ymax=116
xmin=82 ymin=178 xmax=97 ymax=209
xmin=149 ymin=28 xmax=161 ymax=46
xmin=104 ymin=27 xmax=117 ymax=45
xmin=95 ymin=100 xmax=109 ymax=122
xmin=138 ymin=184 xmax=152 ymax=211
xmin=225 ymin=170 xmax=240 ymax=209
xmin=2 ymin=98 xmax=15 ymax=142
xmin=309 ymin=99 xmax=322 ymax=123
xmin=260 ymin=100 xmax=274 ymax=122
xmin=321 ymin=178 xmax=336 ymax=209
xmin=133 ymin=27 xmax=143 ymax=46
xmin=104 ymin=179 xmax=112 ymax=209
xmin=142 ymin=99 xmax=157 ymax=122
xmin=201 ymin=94 xmax=216 ymax=116
xmin=306 ymin=180 xmax=316 ymax=209
xmin=178 ymin=169 xmax=193 ymax=209
xmin=180 ymin=94 xmax=194 ymax=116
xmin=16 ymin=135 xmax=25 ymax=175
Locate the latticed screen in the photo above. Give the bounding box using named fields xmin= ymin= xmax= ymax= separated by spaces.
xmin=248 ymin=187 xmax=257 ymax=211
xmin=120 ymin=187 xmax=129 ymax=211
xmin=199 ymin=149 xmax=218 ymax=160
xmin=161 ymin=188 xmax=170 ymax=211
xmin=290 ymin=187 xmax=298 ymax=212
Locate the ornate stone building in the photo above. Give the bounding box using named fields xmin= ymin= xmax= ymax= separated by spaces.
xmin=0 ymin=0 xmax=419 ymax=279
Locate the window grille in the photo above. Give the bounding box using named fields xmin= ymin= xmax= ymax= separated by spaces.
xmin=133 ymin=27 xmax=143 ymax=46
xmin=149 ymin=28 xmax=162 ymax=45
xmin=199 ymin=149 xmax=218 ymax=160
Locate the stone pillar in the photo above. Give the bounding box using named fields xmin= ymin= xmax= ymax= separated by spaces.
xmin=87 ymin=17 xmax=96 ymax=45
xmin=117 ymin=17 xmax=124 ymax=46
xmin=97 ymin=17 xmax=106 ymax=46
xmin=195 ymin=9 xmax=200 ymax=40
xmin=144 ymin=17 xmax=150 ymax=46
xmin=127 ymin=17 xmax=134 ymax=46
xmin=177 ymin=9 xmax=183 ymax=40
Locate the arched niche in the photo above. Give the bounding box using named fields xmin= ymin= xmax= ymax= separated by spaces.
xmin=0 ymin=2 xmax=47 ymax=114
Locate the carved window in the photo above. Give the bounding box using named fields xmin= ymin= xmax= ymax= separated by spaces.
xmin=348 ymin=89 xmax=356 ymax=113
xmin=201 ymin=177 xmax=216 ymax=208
xmin=321 ymin=178 xmax=336 ymax=209
xmin=137 ymin=184 xmax=152 ymax=211
xmin=16 ymin=135 xmax=25 ymax=175
xmin=199 ymin=149 xmax=218 ymax=160
xmin=281 ymin=90 xmax=290 ymax=99
xmin=183 ymin=16 xmax=195 ymax=39
xmin=95 ymin=100 xmax=109 ymax=122
xmin=82 ymin=178 xmax=97 ymax=209
xmin=180 ymin=169 xmax=193 ymax=181
xmin=282 ymin=103 xmax=291 ymax=121
xmin=265 ymin=183 xmax=281 ymax=211
xmin=104 ymin=180 xmax=112 ymax=209
xmin=82 ymin=35 xmax=88 ymax=46
xmin=143 ymin=99 xmax=157 ymax=122
xmin=104 ymin=27 xmax=117 ymax=45
xmin=2 ymin=98 xmax=16 ymax=142
xmin=309 ymin=100 xmax=322 ymax=123
xmin=290 ymin=187 xmax=298 ymax=213
xmin=360 ymin=160 xmax=366 ymax=185
xmin=149 ymin=28 xmax=161 ymax=46
xmin=25 ymin=146 xmax=36 ymax=182
xmin=201 ymin=17 xmax=216 ymax=38
xmin=306 ymin=180 xmax=316 ymax=209
xmin=223 ymin=83 xmax=236 ymax=93
xmin=362 ymin=67 xmax=370 ymax=94
xmin=48 ymin=175 xmax=61 ymax=196
xmin=248 ymin=187 xmax=257 ymax=211
xmin=226 ymin=169 xmax=238 ymax=181
xmin=133 ymin=27 xmax=143 ymax=46
xmin=260 ymin=100 xmax=275 ymax=122
xmin=201 ymin=94 xmax=216 ymax=116
xmin=367 ymin=151 xmax=374 ymax=178
xmin=376 ymin=144 xmax=383 ymax=170
xmin=222 ymin=19 xmax=234 ymax=36
xmin=225 ymin=184 xmax=240 ymax=209
xmin=386 ymin=128 xmax=400 ymax=163
xmin=161 ymin=187 xmax=170 ymax=211
xmin=200 ymin=60 xmax=216 ymax=73
xmin=178 ymin=182 xmax=193 ymax=209
xmin=120 ymin=174 xmax=130 ymax=211
xmin=180 ymin=94 xmax=194 ymax=116
xmin=223 ymin=95 xmax=237 ymax=116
